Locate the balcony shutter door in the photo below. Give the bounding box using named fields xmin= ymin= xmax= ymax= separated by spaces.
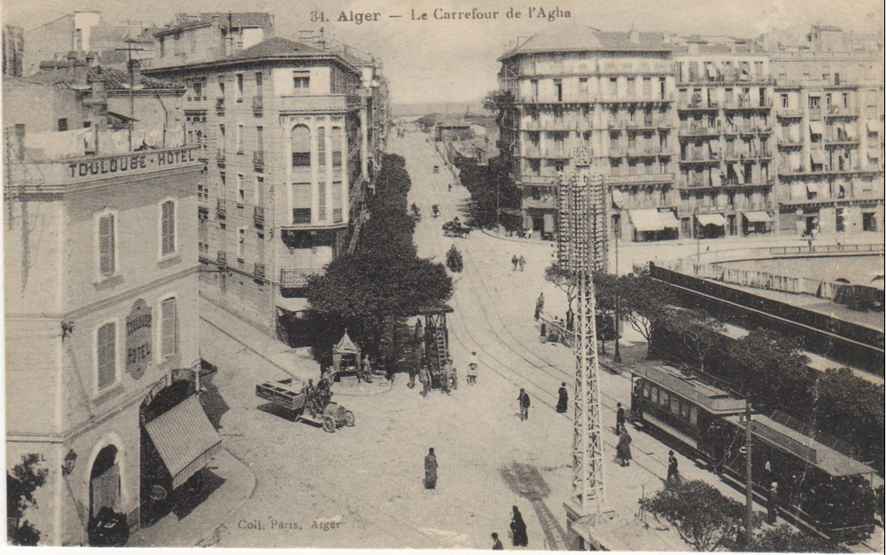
xmin=99 ymin=215 xmax=115 ymax=276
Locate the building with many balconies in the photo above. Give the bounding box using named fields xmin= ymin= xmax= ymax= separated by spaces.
xmin=673 ymin=39 xmax=776 ymax=238
xmin=497 ymin=26 xmax=679 ymax=242
xmin=145 ymin=34 xmax=385 ymax=336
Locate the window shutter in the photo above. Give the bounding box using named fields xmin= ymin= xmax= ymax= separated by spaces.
xmin=99 ymin=215 xmax=115 ymax=276
xmin=161 ymin=201 xmax=175 ymax=256
xmin=97 ymin=323 xmax=116 ymax=389
xmin=161 ymin=298 xmax=177 ymax=357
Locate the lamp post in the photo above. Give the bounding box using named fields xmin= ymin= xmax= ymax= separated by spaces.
xmin=613 ymin=224 xmax=622 ymax=363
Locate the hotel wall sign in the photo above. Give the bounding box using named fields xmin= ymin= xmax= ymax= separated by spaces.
xmin=126 ymin=299 xmax=152 ymax=380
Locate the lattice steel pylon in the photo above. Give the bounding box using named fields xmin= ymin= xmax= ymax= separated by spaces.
xmin=557 ymin=145 xmax=608 ymax=519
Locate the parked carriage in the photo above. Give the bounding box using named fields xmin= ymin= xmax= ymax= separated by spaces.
xmin=443 ymin=219 xmax=471 ymax=238
xmin=255 ymin=378 xmax=355 ymax=433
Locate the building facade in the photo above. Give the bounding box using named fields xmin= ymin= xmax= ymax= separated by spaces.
xmin=3 ymin=24 xmax=24 ymax=77
xmin=497 ymin=27 xmax=679 ymax=242
xmin=496 ymin=25 xmax=884 ymax=242
xmin=146 ymin=33 xmax=384 ymax=337
xmin=5 ymin=81 xmax=216 ymax=545
xmin=674 ymin=41 xmax=776 ymax=238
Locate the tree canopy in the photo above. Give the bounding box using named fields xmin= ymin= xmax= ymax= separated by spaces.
xmin=7 ymin=453 xmax=48 ymax=546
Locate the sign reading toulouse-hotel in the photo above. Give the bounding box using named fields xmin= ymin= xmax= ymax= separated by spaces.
xmin=66 ymin=147 xmax=199 ymax=180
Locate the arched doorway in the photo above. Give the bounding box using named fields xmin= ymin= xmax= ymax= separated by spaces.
xmin=87 ymin=444 xmax=129 ymax=546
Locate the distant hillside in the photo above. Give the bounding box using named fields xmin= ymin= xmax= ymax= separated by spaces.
xmin=392 ymin=101 xmax=486 ymax=117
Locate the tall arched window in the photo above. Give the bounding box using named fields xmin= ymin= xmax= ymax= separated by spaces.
xmin=332 ymin=127 xmax=343 ymax=167
xmin=291 ymin=125 xmax=311 ymax=168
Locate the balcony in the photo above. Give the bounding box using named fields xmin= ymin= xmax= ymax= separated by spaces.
xmin=254 ymin=263 xmax=266 ymax=281
xmin=216 ymin=199 xmax=227 ymax=219
xmin=678 ymin=100 xmax=719 ymax=112
xmin=252 ymin=96 xmax=263 ymax=116
xmin=824 ymin=105 xmax=856 ymax=118
xmin=280 ymin=268 xmax=311 ymax=289
xmin=215 ymin=97 xmax=225 ymax=115
xmin=626 ymin=147 xmax=662 ymax=158
xmin=722 ymin=99 xmax=773 ymax=111
xmin=607 ymin=173 xmax=674 ymax=185
xmin=777 ymin=139 xmax=803 ymax=149
xmin=597 ymin=96 xmax=674 ymax=106
xmin=723 ymin=151 xmax=772 ymax=162
xmin=216 ymin=148 xmax=225 ymax=167
xmin=217 ymin=250 xmax=227 ymax=268
xmin=276 ymin=94 xmax=360 ymax=115
xmin=517 ymin=174 xmax=559 ymax=186
xmin=778 ymin=165 xmax=883 ymax=177
xmin=776 ymin=110 xmax=804 ymax=119
xmin=253 ymin=151 xmax=264 ymax=172
xmin=522 ymin=194 xmax=557 ymax=210
xmin=254 ymin=206 xmax=265 ymax=227
xmin=678 ymin=126 xmax=719 ymax=138
xmin=679 ymin=153 xmax=721 ymax=165
xmin=626 ymin=120 xmax=657 ymax=131
xmin=824 ymin=136 xmax=859 ymax=147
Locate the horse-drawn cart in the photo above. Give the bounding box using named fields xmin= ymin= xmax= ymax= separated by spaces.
xmin=255 ymin=378 xmax=354 ymax=432
xmin=442 ymin=219 xmax=471 ymax=238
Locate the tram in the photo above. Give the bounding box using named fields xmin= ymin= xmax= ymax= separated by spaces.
xmin=629 ymin=364 xmax=877 ymax=543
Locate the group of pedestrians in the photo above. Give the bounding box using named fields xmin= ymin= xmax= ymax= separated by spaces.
xmin=510 ymin=254 xmax=526 ymax=272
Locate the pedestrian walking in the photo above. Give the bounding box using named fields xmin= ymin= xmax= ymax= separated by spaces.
xmin=539 ymin=320 xmax=547 ymax=341
xmin=509 ymin=506 xmax=528 ymax=547
xmin=667 ymin=450 xmax=680 ymax=484
xmin=491 ymin=532 xmax=504 ymax=550
xmin=616 ymin=403 xmax=626 ymax=435
xmin=424 ymin=448 xmax=438 ymax=490
xmin=534 ymin=292 xmax=544 ymax=321
xmin=767 ymin=481 xmax=779 ymax=524
xmin=556 ymin=382 xmax=568 ymax=413
xmin=518 ymin=255 xmax=526 ymax=271
xmin=468 ymin=351 xmax=479 ymax=384
xmin=511 ymin=255 xmax=518 ymax=271
xmin=616 ymin=429 xmax=632 ymax=466
xmin=518 ymin=388 xmax=531 ymax=421
xmin=419 ymin=366 xmax=431 ymax=398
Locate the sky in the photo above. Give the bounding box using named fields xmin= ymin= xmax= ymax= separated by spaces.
xmin=4 ymin=0 xmax=883 ymax=105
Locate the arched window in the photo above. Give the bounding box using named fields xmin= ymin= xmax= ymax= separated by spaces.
xmin=332 ymin=127 xmax=343 ymax=167
xmin=291 ymin=125 xmax=311 ymax=168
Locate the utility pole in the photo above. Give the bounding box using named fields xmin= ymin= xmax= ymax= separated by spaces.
xmin=613 ymin=227 xmax=621 ymax=363
xmin=115 ymin=39 xmax=145 ymax=151
xmin=744 ymin=399 xmax=754 ymax=546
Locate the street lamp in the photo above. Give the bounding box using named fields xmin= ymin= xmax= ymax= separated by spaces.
xmin=613 ymin=223 xmax=622 ymax=363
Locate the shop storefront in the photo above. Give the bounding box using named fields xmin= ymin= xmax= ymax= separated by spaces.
xmin=628 ymin=208 xmax=680 ymax=242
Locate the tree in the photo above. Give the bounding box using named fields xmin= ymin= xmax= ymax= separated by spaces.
xmin=617 ymin=274 xmax=680 ymax=358
xmin=724 ymin=329 xmax=812 ymax=410
xmin=661 ymin=308 xmax=725 ymax=375
xmin=746 ymin=525 xmax=840 ymax=553
xmin=446 ymin=244 xmax=463 ymax=273
xmin=639 ymin=480 xmax=755 ymax=551
xmin=545 ymin=261 xmax=578 ymax=312
xmin=7 ymin=453 xmax=48 ymax=546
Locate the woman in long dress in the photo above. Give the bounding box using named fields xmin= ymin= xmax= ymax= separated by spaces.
xmin=510 ymin=505 xmax=528 ymax=547
xmin=424 ymin=448 xmax=438 ymax=490
xmin=556 ymin=383 xmax=568 ymax=413
xmin=616 ymin=429 xmax=633 ymax=467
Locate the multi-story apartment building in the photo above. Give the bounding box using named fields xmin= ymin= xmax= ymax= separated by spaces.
xmin=4 ymin=80 xmax=218 ymax=545
xmin=151 ymin=12 xmax=274 ymax=69
xmin=767 ymin=26 xmax=884 ymax=235
xmin=146 ymin=30 xmax=384 ymax=336
xmin=674 ymin=40 xmax=776 ymax=238
xmin=497 ymin=27 xmax=679 ymax=243
xmin=497 ymin=25 xmax=884 ymax=242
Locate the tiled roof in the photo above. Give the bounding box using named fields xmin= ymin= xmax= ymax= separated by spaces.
xmin=499 ymin=25 xmax=671 ymax=60
xmin=227 ymin=36 xmax=322 ymax=60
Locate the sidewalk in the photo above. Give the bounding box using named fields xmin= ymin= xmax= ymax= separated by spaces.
xmin=129 ymin=448 xmax=256 ymax=547
xmin=199 ymin=294 xmax=318 ymax=383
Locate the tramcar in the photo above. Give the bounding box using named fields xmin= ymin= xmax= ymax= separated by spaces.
xmin=630 ymin=364 xmax=877 ymax=543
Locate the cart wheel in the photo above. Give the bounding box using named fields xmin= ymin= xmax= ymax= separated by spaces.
xmin=344 ymin=410 xmax=356 ymax=427
xmin=322 ymin=415 xmax=336 ymax=433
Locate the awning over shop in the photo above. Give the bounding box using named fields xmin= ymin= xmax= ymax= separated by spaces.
xmin=658 ymin=210 xmax=680 ymax=229
xmin=810 ymin=149 xmax=825 ymax=165
xmin=543 ymin=213 xmax=555 ymax=233
xmin=629 ymin=209 xmax=665 ymax=232
xmin=844 ymin=124 xmax=857 ymax=140
xmin=706 ymin=65 xmax=717 ymax=79
xmin=867 ymin=120 xmax=879 ymax=134
xmin=696 ymin=213 xmax=726 ymax=227
xmin=809 ymin=121 xmax=824 ymax=136
xmin=743 ymin=211 xmax=771 ymax=224
xmin=145 ymin=396 xmax=223 ymax=490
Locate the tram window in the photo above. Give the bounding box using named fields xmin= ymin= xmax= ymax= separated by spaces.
xmin=643 ymin=384 xmax=651 ymax=399
xmin=689 ymin=406 xmax=698 ymax=426
xmin=680 ymin=401 xmax=690 ymax=419
xmin=660 ymin=390 xmax=669 ymax=407
xmin=670 ymin=397 xmax=680 ymax=415
xmin=651 ymin=387 xmax=658 ymax=404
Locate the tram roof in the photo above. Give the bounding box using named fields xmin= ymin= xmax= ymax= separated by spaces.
xmin=632 ymin=364 xmax=747 ymax=415
xmin=723 ymin=413 xmax=875 ymax=477
xmin=414 ymin=304 xmax=454 ymax=315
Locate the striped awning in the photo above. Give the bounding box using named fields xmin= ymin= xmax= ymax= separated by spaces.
xmin=696 ymin=213 xmax=726 ymax=227
xmin=809 ymin=121 xmax=824 ymax=136
xmin=867 ymin=120 xmax=879 ymax=134
xmin=658 ymin=210 xmax=680 ymax=229
xmin=629 ymin=209 xmax=665 ymax=232
xmin=810 ymin=149 xmax=825 ymax=165
xmin=145 ymin=396 xmax=222 ymax=490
